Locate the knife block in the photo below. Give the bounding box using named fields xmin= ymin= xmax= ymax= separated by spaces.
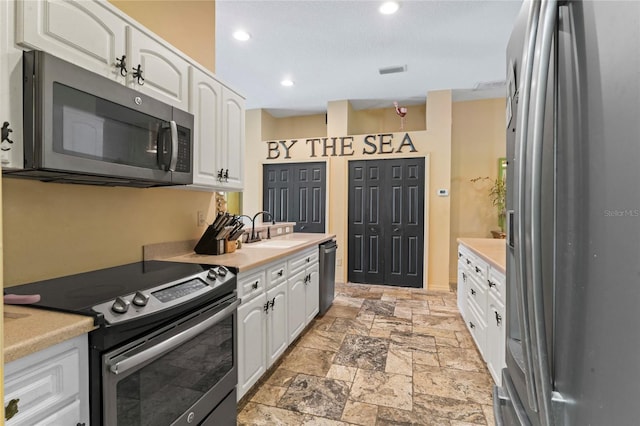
xmin=194 ymin=225 xmax=225 ymax=255
xmin=225 ymin=240 xmax=237 ymax=254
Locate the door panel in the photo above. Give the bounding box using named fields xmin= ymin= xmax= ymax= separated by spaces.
xmin=263 ymin=162 xmax=326 ymax=233
xmin=348 ymin=158 xmax=425 ymax=287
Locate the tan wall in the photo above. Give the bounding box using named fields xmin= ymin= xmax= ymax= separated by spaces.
xmin=266 ymin=113 xmax=327 ymax=140
xmin=350 ymin=104 xmax=427 ymax=135
xmin=3 ymin=181 xmax=214 ymax=286
xmin=243 ymin=91 xmax=453 ymax=290
xmin=109 ymin=0 xmax=216 ymax=73
xmin=4 ymin=1 xmax=218 ymax=286
xmin=450 ymin=98 xmax=506 ymax=282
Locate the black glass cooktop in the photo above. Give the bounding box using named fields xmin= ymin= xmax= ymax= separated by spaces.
xmin=7 ymin=261 xmax=211 ymax=317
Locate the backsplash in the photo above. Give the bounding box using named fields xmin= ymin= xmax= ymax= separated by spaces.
xmin=3 ymin=178 xmax=215 ymax=286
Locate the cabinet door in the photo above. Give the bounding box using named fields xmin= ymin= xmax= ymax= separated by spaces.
xmin=305 ymin=263 xmax=320 ymax=324
xmin=487 ymin=293 xmax=506 ymax=385
xmin=0 ymin=0 xmax=23 ymax=169
xmin=457 ymin=259 xmax=467 ymax=321
xmin=127 ymin=26 xmax=190 ymax=110
xmin=287 ymin=269 xmax=307 ymax=343
xmin=266 ymin=281 xmax=288 ymax=367
xmin=4 ymin=335 xmax=89 ymax=426
xmin=16 ymin=0 xmax=127 ymax=80
xmin=32 ymin=400 xmax=81 ymax=426
xmin=237 ymin=294 xmax=267 ymax=400
xmin=189 ymin=67 xmax=222 ymax=188
xmin=219 ymin=88 xmax=245 ymax=190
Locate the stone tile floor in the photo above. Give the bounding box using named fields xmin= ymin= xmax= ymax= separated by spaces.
xmin=237 ymin=282 xmax=495 ymax=425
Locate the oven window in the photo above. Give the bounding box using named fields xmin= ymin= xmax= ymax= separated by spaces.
xmin=52 ymin=83 xmax=171 ymax=170
xmin=115 ymin=315 xmax=234 ymax=425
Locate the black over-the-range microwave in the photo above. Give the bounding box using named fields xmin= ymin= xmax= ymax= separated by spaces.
xmin=3 ymin=50 xmax=194 ymax=187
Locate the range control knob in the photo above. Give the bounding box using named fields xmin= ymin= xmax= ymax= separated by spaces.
xmin=207 ymin=268 xmax=218 ymax=280
xmin=111 ymin=296 xmax=130 ymax=314
xmin=216 ymin=266 xmax=228 ymax=277
xmin=132 ymin=291 xmax=149 ymax=307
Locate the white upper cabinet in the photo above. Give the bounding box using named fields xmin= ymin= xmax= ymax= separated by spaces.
xmin=0 ymin=0 xmax=24 ymax=169
xmin=189 ymin=67 xmax=245 ymax=191
xmin=9 ymin=0 xmax=244 ymax=186
xmin=220 ymin=89 xmax=245 ymax=190
xmin=190 ymin=67 xmax=222 ymax=188
xmin=126 ymin=26 xmax=190 ymax=111
xmin=15 ymin=0 xmax=128 ymax=82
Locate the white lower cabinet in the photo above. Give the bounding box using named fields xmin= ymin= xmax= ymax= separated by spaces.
xmin=236 ymin=246 xmax=320 ymax=400
xmin=487 ymin=290 xmax=506 ymax=383
xmin=4 ymin=334 xmax=89 ymax=425
xmin=287 ymin=248 xmax=319 ymax=343
xmin=266 ymin=281 xmax=288 ymax=366
xmin=237 ymin=291 xmax=267 ymax=399
xmin=457 ymin=242 xmax=506 ymax=385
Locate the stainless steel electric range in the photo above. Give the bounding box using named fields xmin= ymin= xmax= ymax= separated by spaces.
xmin=8 ymin=260 xmax=239 ymax=426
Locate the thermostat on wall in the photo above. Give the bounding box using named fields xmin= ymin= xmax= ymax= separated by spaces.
xmin=437 ymin=189 xmax=449 ymax=196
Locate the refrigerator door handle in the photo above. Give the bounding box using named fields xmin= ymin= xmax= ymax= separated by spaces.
xmin=527 ymin=0 xmax=558 ymax=424
xmin=515 ymin=0 xmax=542 ymax=413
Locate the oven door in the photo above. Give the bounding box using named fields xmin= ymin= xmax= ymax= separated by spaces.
xmin=102 ymin=298 xmax=239 ymax=426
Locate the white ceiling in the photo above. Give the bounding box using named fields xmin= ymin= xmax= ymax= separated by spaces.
xmin=215 ymin=0 xmax=523 ymax=118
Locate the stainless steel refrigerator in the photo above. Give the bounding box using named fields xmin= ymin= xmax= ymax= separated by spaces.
xmin=496 ymin=0 xmax=640 ymax=424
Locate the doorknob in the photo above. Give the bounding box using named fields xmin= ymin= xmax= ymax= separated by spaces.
xmin=393 ymin=227 xmax=400 ymax=232
xmin=369 ymin=227 xmax=376 ymax=233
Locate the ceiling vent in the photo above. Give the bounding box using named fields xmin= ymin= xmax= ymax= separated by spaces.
xmin=379 ymin=65 xmax=407 ymax=75
xmin=473 ymin=80 xmax=506 ymax=90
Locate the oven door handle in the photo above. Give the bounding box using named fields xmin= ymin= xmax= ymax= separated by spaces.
xmin=108 ymin=299 xmax=240 ymax=375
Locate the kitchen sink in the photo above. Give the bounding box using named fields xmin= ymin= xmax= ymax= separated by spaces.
xmin=243 ymin=240 xmax=305 ymax=249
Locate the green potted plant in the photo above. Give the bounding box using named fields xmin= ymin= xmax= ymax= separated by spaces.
xmin=489 ymin=176 xmax=506 ymax=237
xmin=470 ymin=175 xmax=506 ymax=238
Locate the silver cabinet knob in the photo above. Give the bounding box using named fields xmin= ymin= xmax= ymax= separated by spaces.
xmin=111 ymin=296 xmax=130 ymax=314
xmin=132 ymin=291 xmax=149 ymax=307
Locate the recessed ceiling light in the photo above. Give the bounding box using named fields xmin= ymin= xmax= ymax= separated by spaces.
xmin=281 ymin=79 xmax=294 ymax=87
xmin=233 ymin=30 xmax=251 ymax=41
xmin=379 ymin=1 xmax=399 ymax=15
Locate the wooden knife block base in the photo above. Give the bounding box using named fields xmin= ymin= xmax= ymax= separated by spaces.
xmin=225 ymin=240 xmax=237 ymax=254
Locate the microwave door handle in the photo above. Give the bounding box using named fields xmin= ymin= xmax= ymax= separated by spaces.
xmin=156 ymin=123 xmax=169 ymax=170
xmin=168 ymin=120 xmax=178 ymax=171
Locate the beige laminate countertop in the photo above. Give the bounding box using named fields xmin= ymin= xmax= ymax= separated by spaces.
xmin=164 ymin=232 xmax=336 ymax=271
xmin=4 ymin=305 xmax=96 ymax=363
xmin=457 ymin=237 xmax=507 ymax=273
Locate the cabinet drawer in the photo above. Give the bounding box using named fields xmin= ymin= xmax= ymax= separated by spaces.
xmin=487 ymin=267 xmax=506 ymax=303
xmin=465 ymin=301 xmax=487 ymax=359
xmin=288 ymin=248 xmax=319 ymax=273
xmin=266 ymin=261 xmax=287 ymax=290
xmin=466 ymin=274 xmax=487 ymax=317
xmin=238 ymin=269 xmax=266 ymax=302
xmin=5 ymin=339 xmax=84 ymax=425
xmin=32 ymin=399 xmax=81 ymax=426
xmin=469 ymin=257 xmax=488 ymax=282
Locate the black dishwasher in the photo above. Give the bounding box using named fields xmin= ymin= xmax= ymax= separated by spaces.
xmin=319 ymin=240 xmax=338 ymax=315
